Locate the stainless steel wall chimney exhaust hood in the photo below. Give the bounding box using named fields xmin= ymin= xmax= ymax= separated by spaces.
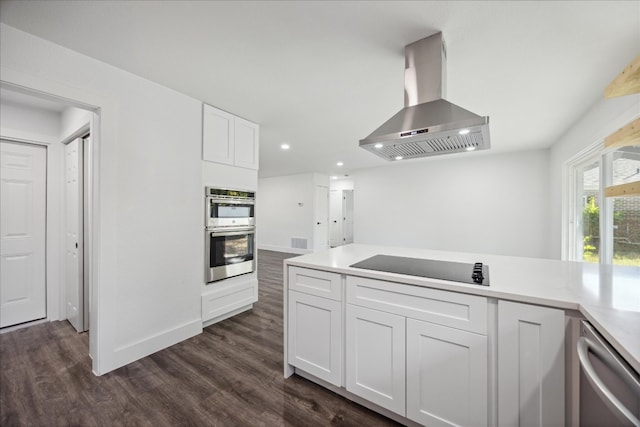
xmin=360 ymin=32 xmax=490 ymax=161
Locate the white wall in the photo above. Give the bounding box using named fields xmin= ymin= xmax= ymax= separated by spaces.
xmin=0 ymin=100 xmax=60 ymax=138
xmin=330 ymin=178 xmax=354 ymax=192
xmin=60 ymin=107 xmax=93 ymax=141
xmin=257 ymin=173 xmax=315 ymax=253
xmin=353 ymin=149 xmax=551 ymax=258
xmin=1 ymin=24 xmax=203 ymax=374
xmin=548 ymin=94 xmax=640 ymax=259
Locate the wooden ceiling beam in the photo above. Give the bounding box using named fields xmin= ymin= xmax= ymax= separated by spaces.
xmin=604 ymin=117 xmax=640 ymax=149
xmin=605 ymin=54 xmax=640 ymax=98
xmin=605 ymin=181 xmax=640 ymax=198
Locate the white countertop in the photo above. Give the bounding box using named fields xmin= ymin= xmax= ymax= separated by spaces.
xmin=284 ymin=244 xmax=640 ymax=372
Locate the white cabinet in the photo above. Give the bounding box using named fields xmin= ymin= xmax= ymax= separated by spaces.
xmin=345 ymin=304 xmax=406 ymax=415
xmin=345 ymin=275 xmax=489 ymax=424
xmin=288 ymin=290 xmax=342 ymax=386
xmin=203 ymin=104 xmax=259 ymax=170
xmin=498 ymin=300 xmax=564 ymax=427
xmin=287 ymin=267 xmax=343 ymax=386
xmin=202 ymin=279 xmax=257 ymax=325
xmin=285 ymin=267 xmax=568 ymax=427
xmin=407 ymin=318 xmax=488 ymax=427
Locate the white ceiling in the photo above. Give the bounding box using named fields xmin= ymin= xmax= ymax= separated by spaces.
xmin=1 ymin=1 xmax=638 ymax=178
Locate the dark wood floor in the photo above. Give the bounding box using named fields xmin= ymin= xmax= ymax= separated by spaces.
xmin=0 ymin=250 xmax=401 ymax=427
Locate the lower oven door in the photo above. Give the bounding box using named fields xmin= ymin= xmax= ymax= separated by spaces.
xmin=206 ymin=227 xmax=255 ymax=283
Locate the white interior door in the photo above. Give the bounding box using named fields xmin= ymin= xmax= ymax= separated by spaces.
xmin=342 ymin=189 xmax=354 ymax=245
xmin=65 ymin=137 xmax=84 ymax=332
xmin=329 ymin=189 xmax=341 ymax=247
xmin=0 ymin=141 xmax=47 ymax=328
xmin=313 ymin=185 xmax=329 ymax=251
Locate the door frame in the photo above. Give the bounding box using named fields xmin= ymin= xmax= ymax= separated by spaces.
xmin=1 ymin=67 xmax=110 ymax=375
xmin=0 ymin=140 xmax=48 ymax=328
xmin=61 ymin=128 xmax=91 ymax=333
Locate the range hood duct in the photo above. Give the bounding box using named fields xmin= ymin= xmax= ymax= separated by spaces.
xmin=360 ymin=32 xmax=490 ymax=161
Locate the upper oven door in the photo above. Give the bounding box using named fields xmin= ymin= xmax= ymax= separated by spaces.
xmin=207 ymin=197 xmax=255 ymax=228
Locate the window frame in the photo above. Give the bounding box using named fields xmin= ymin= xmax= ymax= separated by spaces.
xmin=563 ymin=127 xmax=638 ymax=264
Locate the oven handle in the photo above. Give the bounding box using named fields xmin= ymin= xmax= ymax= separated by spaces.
xmin=209 ymin=228 xmax=255 ymax=237
xmin=577 ymin=336 xmax=640 ymax=426
xmin=207 ymin=197 xmax=255 ymax=205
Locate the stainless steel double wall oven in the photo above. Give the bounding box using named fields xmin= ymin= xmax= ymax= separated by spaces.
xmin=205 ymin=187 xmax=256 ymax=283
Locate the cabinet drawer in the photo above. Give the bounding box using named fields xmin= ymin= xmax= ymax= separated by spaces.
xmin=202 ymin=280 xmax=257 ymax=322
xmin=346 ymin=276 xmax=487 ymax=335
xmin=288 ymin=266 xmax=342 ymax=301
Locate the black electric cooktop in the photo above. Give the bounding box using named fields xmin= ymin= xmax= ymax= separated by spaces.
xmin=349 ymin=254 xmax=490 ymax=286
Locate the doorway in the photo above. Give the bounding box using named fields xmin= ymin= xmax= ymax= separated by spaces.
xmin=329 ymin=180 xmax=355 ymax=247
xmin=0 ymin=84 xmax=96 ymax=341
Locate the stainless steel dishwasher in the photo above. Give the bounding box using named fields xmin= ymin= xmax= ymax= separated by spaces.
xmin=577 ymin=321 xmax=640 ymax=426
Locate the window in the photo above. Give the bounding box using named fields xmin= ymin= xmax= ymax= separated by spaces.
xmin=566 ymin=144 xmax=640 ymax=266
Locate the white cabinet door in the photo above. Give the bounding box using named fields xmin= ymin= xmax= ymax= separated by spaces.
xmin=203 ymin=104 xmax=234 ymax=165
xmin=288 ymin=290 xmax=342 ymax=386
xmin=0 ymin=141 xmax=47 ymax=328
xmin=498 ymin=301 xmax=564 ymax=427
xmin=407 ymin=318 xmax=488 ymax=427
xmin=203 ymin=104 xmax=259 ymax=170
xmin=346 ymin=304 xmax=406 ymax=416
xmin=233 ymin=116 xmax=259 ymax=170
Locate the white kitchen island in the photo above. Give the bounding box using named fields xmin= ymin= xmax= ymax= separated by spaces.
xmin=283 ymin=244 xmax=640 ymax=427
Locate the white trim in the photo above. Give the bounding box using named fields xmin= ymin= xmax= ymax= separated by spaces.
xmin=0 ymin=127 xmax=58 ymax=145
xmin=202 ymin=304 xmax=253 ymax=328
xmin=112 ymin=319 xmax=202 ymax=368
xmin=561 ymin=106 xmax=640 ymax=263
xmin=562 ymin=141 xmax=602 ymax=261
xmin=60 ymin=123 xmax=90 ymax=145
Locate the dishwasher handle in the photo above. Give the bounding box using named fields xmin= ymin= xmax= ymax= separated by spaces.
xmin=577 ymin=336 xmax=640 ymax=427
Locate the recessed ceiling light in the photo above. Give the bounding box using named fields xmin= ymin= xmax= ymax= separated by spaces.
xmin=280 ymin=143 xmax=290 ymax=150
xmin=336 ymin=161 xmax=344 ymax=166
xmin=331 ymin=176 xmax=338 ymax=180
xmin=466 ymin=146 xmax=476 ymax=151
xmin=395 ymin=156 xmax=403 ymax=161
xmin=374 ymin=143 xmax=384 ymax=149
xmin=459 ymin=129 xmax=470 ymax=135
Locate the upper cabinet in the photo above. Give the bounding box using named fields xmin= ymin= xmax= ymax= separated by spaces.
xmin=203 ymin=104 xmax=259 ymax=170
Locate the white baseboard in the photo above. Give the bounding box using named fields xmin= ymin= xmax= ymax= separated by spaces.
xmin=107 ymin=318 xmax=202 ymax=373
xmin=257 ymin=244 xmax=311 ymax=255
xmin=202 ymin=304 xmax=253 ymax=328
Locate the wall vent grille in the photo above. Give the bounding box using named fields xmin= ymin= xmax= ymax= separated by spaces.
xmin=291 ymin=237 xmax=308 ymax=249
